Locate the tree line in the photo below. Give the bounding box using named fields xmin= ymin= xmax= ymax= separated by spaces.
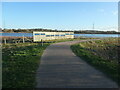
xmin=1 ymin=28 xmax=120 ymax=34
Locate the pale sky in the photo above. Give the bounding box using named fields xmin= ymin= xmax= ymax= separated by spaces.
xmin=2 ymin=2 xmax=118 ymax=31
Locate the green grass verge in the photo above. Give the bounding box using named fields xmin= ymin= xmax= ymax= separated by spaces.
xmin=2 ymin=43 xmax=50 ymax=88
xmin=71 ymin=43 xmax=119 ymax=86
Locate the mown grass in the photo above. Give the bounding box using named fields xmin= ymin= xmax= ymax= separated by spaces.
xmin=2 ymin=43 xmax=50 ymax=88
xmin=71 ymin=37 xmax=120 ymax=86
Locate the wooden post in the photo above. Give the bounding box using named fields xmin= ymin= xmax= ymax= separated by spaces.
xmin=23 ymin=35 xmax=25 ymax=43
xmin=4 ymin=38 xmax=6 ymax=44
xmin=41 ymin=39 xmax=43 ymax=46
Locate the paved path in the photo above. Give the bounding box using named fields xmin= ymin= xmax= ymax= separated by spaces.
xmin=36 ymin=40 xmax=118 ymax=88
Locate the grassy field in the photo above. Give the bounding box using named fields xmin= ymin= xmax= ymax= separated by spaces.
xmin=2 ymin=43 xmax=50 ymax=88
xmin=71 ymin=37 xmax=120 ymax=86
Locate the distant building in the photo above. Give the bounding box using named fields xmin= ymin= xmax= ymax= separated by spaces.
xmin=33 ymin=31 xmax=74 ymax=42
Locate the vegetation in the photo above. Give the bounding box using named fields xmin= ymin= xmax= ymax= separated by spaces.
xmin=2 ymin=28 xmax=120 ymax=34
xmin=2 ymin=37 xmax=33 ymax=44
xmin=41 ymin=37 xmax=89 ymax=43
xmin=71 ymin=37 xmax=120 ymax=86
xmin=2 ymin=43 xmax=50 ymax=88
xmin=2 ymin=36 xmax=95 ymax=44
xmin=74 ymin=30 xmax=120 ymax=34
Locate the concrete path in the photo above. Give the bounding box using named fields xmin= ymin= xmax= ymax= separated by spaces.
xmin=36 ymin=40 xmax=118 ymax=88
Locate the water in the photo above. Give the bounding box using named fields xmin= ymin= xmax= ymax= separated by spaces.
xmin=1 ymin=33 xmax=119 ymax=38
xmin=75 ymin=34 xmax=119 ymax=38
xmin=1 ymin=33 xmax=33 ymax=37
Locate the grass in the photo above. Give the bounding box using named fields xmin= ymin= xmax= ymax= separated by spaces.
xmin=34 ymin=37 xmax=97 ymax=43
xmin=71 ymin=37 xmax=120 ymax=86
xmin=2 ymin=43 xmax=50 ymax=88
xmin=2 ymin=37 xmax=33 ymax=44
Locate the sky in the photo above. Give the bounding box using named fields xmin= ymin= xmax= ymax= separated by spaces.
xmin=1 ymin=2 xmax=118 ymax=31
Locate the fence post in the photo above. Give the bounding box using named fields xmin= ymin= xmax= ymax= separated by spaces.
xmin=41 ymin=39 xmax=43 ymax=46
xmin=23 ymin=35 xmax=25 ymax=43
xmin=4 ymin=38 xmax=6 ymax=44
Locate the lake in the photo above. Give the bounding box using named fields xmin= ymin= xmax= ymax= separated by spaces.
xmin=1 ymin=33 xmax=119 ymax=38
